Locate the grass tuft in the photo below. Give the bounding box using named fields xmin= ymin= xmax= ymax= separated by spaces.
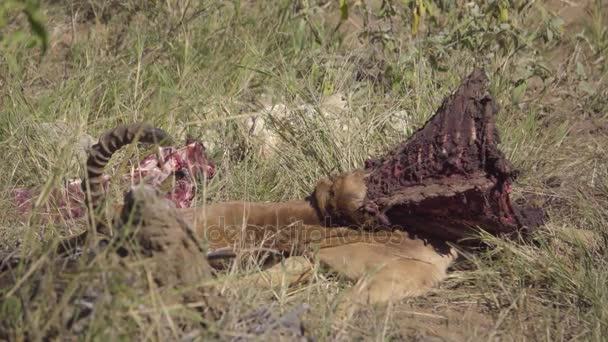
xmin=1 ymin=0 xmax=607 ymax=339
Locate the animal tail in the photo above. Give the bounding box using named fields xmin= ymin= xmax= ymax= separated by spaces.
xmin=83 ymin=123 xmax=173 ymax=232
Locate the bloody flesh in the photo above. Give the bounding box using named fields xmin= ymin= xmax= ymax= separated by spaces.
xmin=363 ymin=69 xmax=543 ymax=241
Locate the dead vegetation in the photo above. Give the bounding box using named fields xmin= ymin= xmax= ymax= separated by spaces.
xmin=1 ymin=0 xmax=608 ymax=340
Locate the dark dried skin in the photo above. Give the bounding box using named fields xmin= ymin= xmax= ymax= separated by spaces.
xmin=362 ymin=69 xmax=543 ymax=241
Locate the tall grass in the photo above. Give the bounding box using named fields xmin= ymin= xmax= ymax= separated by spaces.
xmin=1 ymin=0 xmax=607 ymax=340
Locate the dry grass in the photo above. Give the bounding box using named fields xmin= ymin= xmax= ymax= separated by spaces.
xmin=1 ymin=0 xmax=607 ymax=340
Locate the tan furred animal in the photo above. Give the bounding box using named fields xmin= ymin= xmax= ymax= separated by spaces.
xmin=80 ymin=123 xmax=457 ymax=309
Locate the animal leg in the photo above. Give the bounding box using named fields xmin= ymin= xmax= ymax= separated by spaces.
xmin=316 ymin=237 xmax=456 ymax=307
xmin=235 ymin=256 xmax=314 ymax=289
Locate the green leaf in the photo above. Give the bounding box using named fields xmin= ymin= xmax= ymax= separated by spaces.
xmin=0 ymin=295 xmax=23 ymax=325
xmin=0 ymin=0 xmax=48 ymax=54
xmin=322 ymin=81 xmax=335 ymax=96
xmin=576 ymin=62 xmax=586 ymax=79
xmin=24 ymin=8 xmax=48 ymax=54
xmin=499 ymin=3 xmax=509 ymax=23
xmin=512 ymin=80 xmax=528 ymax=104
xmin=339 ymin=0 xmax=349 ymax=21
